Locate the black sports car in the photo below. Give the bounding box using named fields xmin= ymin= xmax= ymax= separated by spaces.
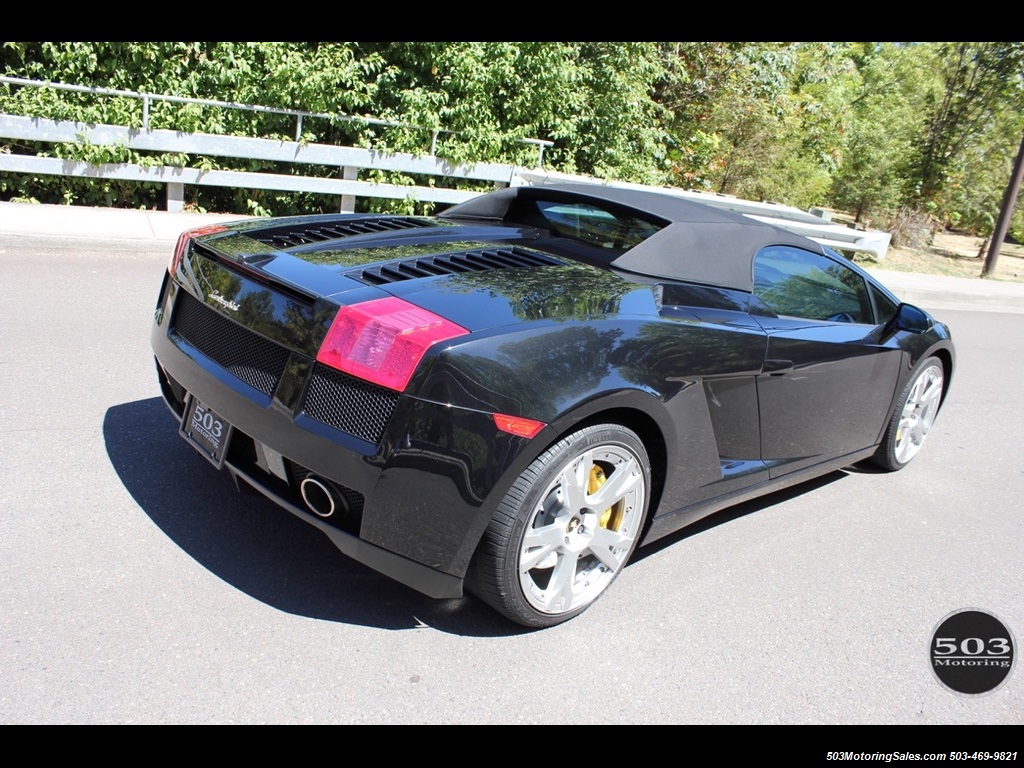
xmin=151 ymin=183 xmax=954 ymax=627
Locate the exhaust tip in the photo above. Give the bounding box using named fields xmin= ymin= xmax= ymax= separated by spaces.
xmin=301 ymin=477 xmax=341 ymax=519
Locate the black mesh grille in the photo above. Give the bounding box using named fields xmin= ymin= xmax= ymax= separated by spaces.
xmin=248 ymin=217 xmax=436 ymax=249
xmin=347 ymin=247 xmax=563 ymax=286
xmin=304 ymin=365 xmax=400 ymax=444
xmin=173 ymin=291 xmax=290 ymax=397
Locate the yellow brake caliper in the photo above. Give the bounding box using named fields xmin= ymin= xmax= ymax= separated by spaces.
xmin=589 ymin=465 xmax=622 ymax=531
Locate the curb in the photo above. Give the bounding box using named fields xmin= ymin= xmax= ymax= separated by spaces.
xmin=0 ymin=200 xmax=247 ymax=242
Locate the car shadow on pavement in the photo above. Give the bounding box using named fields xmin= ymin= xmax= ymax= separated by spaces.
xmin=103 ymin=398 xmax=530 ymax=638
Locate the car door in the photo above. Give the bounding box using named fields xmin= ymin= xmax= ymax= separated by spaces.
xmin=752 ymin=245 xmax=904 ymax=476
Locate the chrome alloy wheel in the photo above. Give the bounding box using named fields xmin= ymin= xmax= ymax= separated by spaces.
xmin=518 ymin=443 xmax=647 ymax=616
xmin=893 ymin=362 xmax=944 ymax=466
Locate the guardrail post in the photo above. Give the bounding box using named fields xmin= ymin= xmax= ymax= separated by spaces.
xmin=340 ymin=166 xmax=358 ymax=213
xmin=167 ymin=182 xmax=185 ymax=213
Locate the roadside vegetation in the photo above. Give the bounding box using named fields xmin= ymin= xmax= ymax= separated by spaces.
xmin=2 ymin=42 xmax=1022 ymax=275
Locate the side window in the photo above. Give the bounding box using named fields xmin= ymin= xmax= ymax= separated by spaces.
xmin=754 ymin=246 xmax=873 ymax=324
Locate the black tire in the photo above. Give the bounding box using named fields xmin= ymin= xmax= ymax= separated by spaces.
xmin=871 ymin=356 xmax=945 ymax=472
xmin=468 ymin=424 xmax=651 ymax=628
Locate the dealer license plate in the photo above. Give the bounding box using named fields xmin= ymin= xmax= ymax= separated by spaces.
xmin=180 ymin=397 xmax=233 ymax=468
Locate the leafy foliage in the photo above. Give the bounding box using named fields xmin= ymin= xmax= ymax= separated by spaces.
xmin=1 ymin=41 xmax=1022 ymax=234
xmin=909 ymin=43 xmax=1024 ymax=205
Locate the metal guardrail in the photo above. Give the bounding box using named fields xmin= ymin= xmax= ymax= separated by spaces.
xmin=0 ymin=76 xmax=557 ymax=214
xmin=0 ymin=114 xmax=522 ymax=212
xmin=0 ymin=76 xmax=554 ymax=164
xmin=0 ymin=77 xmax=889 ymax=258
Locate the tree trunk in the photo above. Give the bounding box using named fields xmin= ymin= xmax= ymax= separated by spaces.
xmin=983 ymin=130 xmax=1024 ymax=278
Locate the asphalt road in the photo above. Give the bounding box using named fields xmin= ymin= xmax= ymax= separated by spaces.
xmin=1 ymin=232 xmax=1021 ymax=725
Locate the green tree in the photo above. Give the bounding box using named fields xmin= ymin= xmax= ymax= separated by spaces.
xmin=909 ymin=42 xmax=1024 ymax=206
xmin=1 ymin=42 xmax=676 ymax=212
xmin=662 ymin=42 xmax=859 ymax=210
xmin=0 ymin=42 xmax=379 ymax=212
xmin=5 ymin=40 xmax=1021 ymax=234
xmin=830 ymin=42 xmax=939 ymax=225
xmin=350 ymin=42 xmax=671 ymax=179
xmin=938 ymin=107 xmax=1024 ymax=235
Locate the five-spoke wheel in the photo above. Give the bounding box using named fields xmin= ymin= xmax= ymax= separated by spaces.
xmin=873 ymin=356 xmax=945 ymax=471
xmin=469 ymin=424 xmax=650 ymax=628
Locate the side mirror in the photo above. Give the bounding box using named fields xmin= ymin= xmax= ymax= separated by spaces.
xmin=883 ymin=303 xmax=933 ymax=337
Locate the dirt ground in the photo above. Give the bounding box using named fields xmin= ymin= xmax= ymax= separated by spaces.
xmin=863 ymin=231 xmax=1024 ymax=283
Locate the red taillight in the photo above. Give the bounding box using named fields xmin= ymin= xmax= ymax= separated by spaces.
xmin=317 ymin=297 xmax=469 ymax=392
xmin=493 ymin=414 xmax=547 ymax=439
xmin=169 ymin=225 xmax=228 ymax=276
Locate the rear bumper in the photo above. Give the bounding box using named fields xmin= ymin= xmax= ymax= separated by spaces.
xmin=225 ymin=440 xmax=467 ymax=600
xmin=154 ymin=352 xmax=467 ymax=599
xmin=150 ymin=271 xmax=545 ymax=599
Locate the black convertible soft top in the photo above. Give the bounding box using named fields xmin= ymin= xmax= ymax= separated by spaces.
xmin=441 ymin=183 xmax=826 ymax=292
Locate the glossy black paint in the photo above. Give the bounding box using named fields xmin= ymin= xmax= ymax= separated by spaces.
xmin=151 ymin=186 xmax=955 ymax=602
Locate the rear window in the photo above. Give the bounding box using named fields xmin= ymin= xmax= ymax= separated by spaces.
xmin=535 ymin=201 xmax=663 ymax=252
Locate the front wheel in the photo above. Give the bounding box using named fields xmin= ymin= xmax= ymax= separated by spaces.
xmin=468 ymin=424 xmax=651 ymax=628
xmin=872 ymin=356 xmax=945 ymax=471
